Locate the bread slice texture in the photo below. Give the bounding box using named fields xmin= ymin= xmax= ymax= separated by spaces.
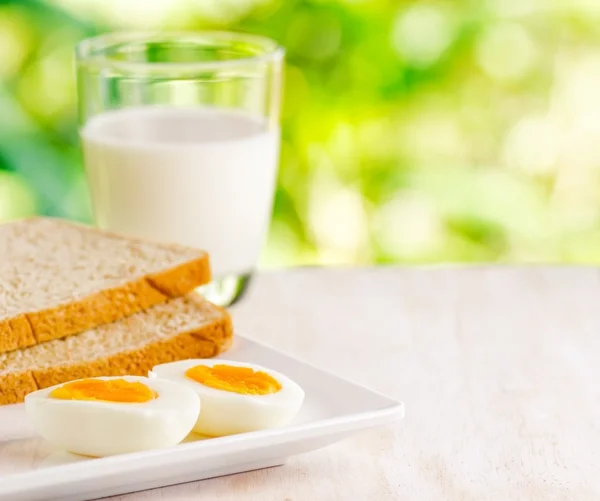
xmin=0 ymin=217 xmax=211 ymax=354
xmin=0 ymin=295 xmax=232 ymax=405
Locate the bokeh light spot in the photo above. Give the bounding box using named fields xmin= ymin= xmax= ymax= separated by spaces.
xmin=374 ymin=192 xmax=443 ymax=258
xmin=504 ymin=116 xmax=559 ymax=175
xmin=486 ymin=0 xmax=538 ymax=18
xmin=54 ymin=0 xmax=186 ymax=28
xmin=0 ymin=171 xmax=38 ymax=221
xmin=392 ymin=4 xmax=455 ymax=67
xmin=18 ymin=45 xmax=76 ymax=120
xmin=476 ymin=23 xmax=538 ymax=81
xmin=0 ymin=9 xmax=33 ymax=80
xmin=308 ymin=169 xmax=369 ymax=262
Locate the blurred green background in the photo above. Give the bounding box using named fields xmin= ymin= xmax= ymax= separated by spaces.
xmin=1 ymin=0 xmax=600 ymax=266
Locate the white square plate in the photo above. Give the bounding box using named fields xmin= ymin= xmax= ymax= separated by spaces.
xmin=0 ymin=334 xmax=405 ymax=501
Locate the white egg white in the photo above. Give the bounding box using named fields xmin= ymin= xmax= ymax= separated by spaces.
xmin=149 ymin=359 xmax=305 ymax=437
xmin=24 ymin=376 xmax=200 ymax=457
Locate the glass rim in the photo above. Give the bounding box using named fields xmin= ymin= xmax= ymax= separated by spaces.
xmin=75 ymin=31 xmax=284 ymax=72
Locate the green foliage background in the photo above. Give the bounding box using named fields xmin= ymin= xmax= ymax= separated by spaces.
xmin=1 ymin=0 xmax=600 ymax=266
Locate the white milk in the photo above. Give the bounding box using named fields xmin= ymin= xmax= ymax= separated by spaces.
xmin=81 ymin=107 xmax=279 ymax=278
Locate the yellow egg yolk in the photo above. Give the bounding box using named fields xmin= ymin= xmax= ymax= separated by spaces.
xmin=49 ymin=379 xmax=156 ymax=403
xmin=185 ymin=364 xmax=282 ymax=395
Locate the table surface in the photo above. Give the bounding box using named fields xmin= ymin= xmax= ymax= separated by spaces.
xmin=113 ymin=267 xmax=600 ymax=501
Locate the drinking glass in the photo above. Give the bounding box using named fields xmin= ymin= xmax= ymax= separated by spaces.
xmin=75 ymin=32 xmax=283 ymax=306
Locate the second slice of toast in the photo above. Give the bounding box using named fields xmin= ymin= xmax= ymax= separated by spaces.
xmin=0 ymin=217 xmax=211 ymax=354
xmin=0 ymin=294 xmax=232 ymax=404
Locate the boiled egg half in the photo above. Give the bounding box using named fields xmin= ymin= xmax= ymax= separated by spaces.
xmin=25 ymin=376 xmax=200 ymax=457
xmin=150 ymin=359 xmax=304 ymax=436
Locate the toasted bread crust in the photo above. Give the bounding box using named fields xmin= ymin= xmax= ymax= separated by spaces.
xmin=0 ymin=306 xmax=232 ymax=405
xmin=0 ymin=316 xmax=36 ymax=356
xmin=0 ymin=254 xmax=211 ymax=354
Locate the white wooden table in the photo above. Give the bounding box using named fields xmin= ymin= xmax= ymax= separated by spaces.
xmin=114 ymin=267 xmax=600 ymax=500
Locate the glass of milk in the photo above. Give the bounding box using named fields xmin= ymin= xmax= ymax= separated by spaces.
xmin=75 ymin=32 xmax=283 ymax=306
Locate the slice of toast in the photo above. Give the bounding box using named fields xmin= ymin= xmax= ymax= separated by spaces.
xmin=0 ymin=294 xmax=232 ymax=404
xmin=0 ymin=217 xmax=211 ymax=354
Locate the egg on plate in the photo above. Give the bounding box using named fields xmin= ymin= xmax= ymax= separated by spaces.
xmin=25 ymin=376 xmax=200 ymax=457
xmin=150 ymin=359 xmax=305 ymax=436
